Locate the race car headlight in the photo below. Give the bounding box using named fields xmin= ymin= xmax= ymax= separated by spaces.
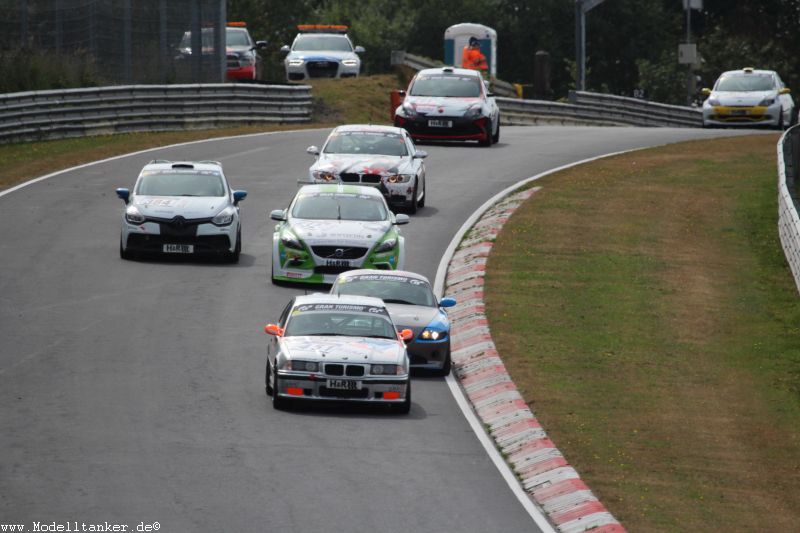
xmin=387 ymin=174 xmax=413 ymax=184
xmin=287 ymin=58 xmax=304 ymax=66
xmin=465 ymin=104 xmax=483 ymax=119
xmin=280 ymin=231 xmax=304 ymax=250
xmin=212 ymin=206 xmax=235 ymax=226
xmin=707 ymin=97 xmax=721 ymax=107
xmin=286 ymin=360 xmax=319 ymax=372
xmin=341 ymin=59 xmax=358 ymax=67
xmin=125 ymin=206 xmax=145 ymax=225
xmin=758 ymin=97 xmax=776 ymax=106
xmin=312 ymin=170 xmax=338 ymax=182
xmin=420 ymin=329 xmax=447 ymax=341
xmin=374 ymin=238 xmax=397 ymax=253
xmin=371 ymin=364 xmax=402 ymax=375
xmin=400 ymin=102 xmax=417 ymax=118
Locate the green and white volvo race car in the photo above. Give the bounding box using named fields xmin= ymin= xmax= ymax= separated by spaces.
xmin=270 ymin=184 xmax=409 ymax=284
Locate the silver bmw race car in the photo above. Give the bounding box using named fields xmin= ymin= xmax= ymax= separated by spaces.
xmin=116 ymin=160 xmax=246 ymax=262
xmin=270 ymin=184 xmax=409 ymax=285
xmin=306 ymin=125 xmax=428 ymax=213
xmin=331 ymin=270 xmax=457 ymax=376
xmin=264 ymin=293 xmax=412 ymax=413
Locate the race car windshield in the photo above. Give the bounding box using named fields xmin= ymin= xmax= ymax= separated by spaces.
xmin=135 ymin=172 xmax=226 ymax=197
xmin=337 ymin=279 xmax=436 ymax=307
xmin=324 ymin=132 xmax=408 ymax=156
xmin=291 ymin=194 xmax=387 ymax=221
xmin=284 ymin=311 xmax=396 ymax=339
xmin=293 ymin=35 xmax=352 ymax=52
xmin=409 ymin=76 xmax=482 ymax=97
xmin=715 ymin=75 xmax=774 ymax=92
xmin=179 ymin=29 xmax=250 ymax=48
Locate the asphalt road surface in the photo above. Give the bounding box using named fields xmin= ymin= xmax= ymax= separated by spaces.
xmin=0 ymin=126 xmax=756 ymax=532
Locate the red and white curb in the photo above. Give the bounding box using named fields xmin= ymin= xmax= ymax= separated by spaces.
xmin=440 ymin=187 xmax=625 ymax=533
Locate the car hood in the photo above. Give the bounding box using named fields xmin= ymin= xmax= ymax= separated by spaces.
xmin=133 ymin=196 xmax=227 ymax=219
xmin=403 ymin=96 xmax=482 ymax=116
xmin=312 ymin=154 xmax=411 ymax=176
xmin=288 ymin=218 xmax=391 ymax=247
xmin=281 ymin=336 xmax=404 ymax=364
xmin=288 ymin=51 xmax=357 ymax=62
xmin=711 ymin=90 xmax=775 ymax=106
xmin=384 ymin=303 xmax=441 ymax=332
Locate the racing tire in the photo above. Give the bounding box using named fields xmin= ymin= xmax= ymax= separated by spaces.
xmin=271 ymin=363 xmax=289 ymax=410
xmin=777 ymin=109 xmax=786 ymax=131
xmin=478 ymin=126 xmax=492 ymax=147
xmin=408 ymin=180 xmax=419 ymax=214
xmin=492 ymin=123 xmax=500 ymax=144
xmin=228 ymin=226 xmax=241 ymax=264
xmin=418 ymin=179 xmax=426 ymax=208
xmin=432 ymin=348 xmax=451 ymax=377
xmin=119 ymin=241 xmax=135 ymax=261
xmin=393 ymin=381 xmax=411 ymax=414
xmin=265 ymin=359 xmax=273 ymax=396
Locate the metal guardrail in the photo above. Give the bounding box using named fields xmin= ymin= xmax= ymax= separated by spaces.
xmin=569 ymin=90 xmax=702 ymax=128
xmin=778 ymin=125 xmax=800 ymax=294
xmin=0 ymin=83 xmax=313 ymax=143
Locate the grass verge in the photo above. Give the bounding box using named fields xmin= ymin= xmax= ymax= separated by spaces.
xmin=485 ymin=134 xmax=800 ymax=532
xmin=0 ymin=73 xmax=403 ymax=192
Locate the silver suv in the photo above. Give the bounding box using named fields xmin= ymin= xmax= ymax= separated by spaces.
xmin=281 ymin=25 xmax=364 ymax=81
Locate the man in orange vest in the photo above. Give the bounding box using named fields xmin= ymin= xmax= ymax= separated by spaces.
xmin=461 ymin=36 xmax=488 ymax=73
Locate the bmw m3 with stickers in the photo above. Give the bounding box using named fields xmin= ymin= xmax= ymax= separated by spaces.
xmin=264 ymin=294 xmax=412 ymax=413
xmin=394 ymin=67 xmax=500 ymax=146
xmin=331 ymin=270 xmax=457 ymax=376
xmin=306 ymin=125 xmax=427 ymax=213
xmin=270 ymin=184 xmax=409 ymax=285
xmin=116 ymin=160 xmax=246 ymax=262
xmin=701 ymin=68 xmax=794 ymax=129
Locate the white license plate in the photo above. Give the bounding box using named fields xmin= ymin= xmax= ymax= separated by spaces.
xmin=326 ymin=379 xmax=362 ymax=390
xmin=428 ymin=119 xmax=453 ymax=128
xmin=163 ymin=244 xmax=194 ymax=253
xmin=326 ymin=259 xmax=351 ymax=267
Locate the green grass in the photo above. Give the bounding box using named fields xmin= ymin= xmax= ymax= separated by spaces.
xmin=485 ymin=134 xmax=800 ymax=532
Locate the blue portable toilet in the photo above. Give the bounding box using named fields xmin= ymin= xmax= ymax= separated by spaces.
xmin=444 ymin=23 xmax=497 ymax=78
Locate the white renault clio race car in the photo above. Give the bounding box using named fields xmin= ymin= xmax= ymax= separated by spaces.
xmin=116 ymin=160 xmax=247 ymax=262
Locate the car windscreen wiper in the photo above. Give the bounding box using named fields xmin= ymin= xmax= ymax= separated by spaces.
xmin=382 ymin=298 xmax=416 ymax=305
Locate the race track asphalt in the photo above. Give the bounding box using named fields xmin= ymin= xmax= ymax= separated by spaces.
xmin=0 ymin=126 xmax=756 ymax=532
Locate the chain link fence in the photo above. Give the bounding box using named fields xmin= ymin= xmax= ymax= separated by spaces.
xmin=0 ymin=0 xmax=227 ymax=85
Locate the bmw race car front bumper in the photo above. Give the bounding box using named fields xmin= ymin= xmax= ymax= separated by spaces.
xmin=274 ymin=371 xmax=409 ymax=404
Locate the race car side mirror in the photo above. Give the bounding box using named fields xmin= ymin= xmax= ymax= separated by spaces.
xmin=701 ymin=88 xmax=711 ymax=97
xmin=116 ymin=188 xmax=130 ymax=204
xmin=264 ymin=324 xmax=284 ymax=336
xmin=306 ymin=145 xmax=320 ymax=156
xmin=413 ymin=150 xmax=427 ymax=159
xmin=780 ymin=87 xmax=791 ymax=95
xmin=354 ymin=46 xmax=365 ymax=54
xmin=233 ymin=190 xmax=247 ymax=205
xmin=280 ymin=45 xmax=290 ymax=54
xmin=270 ymin=209 xmax=287 ymax=221
xmin=399 ymin=329 xmax=413 ymax=341
xmin=394 ymin=214 xmax=410 ymax=225
xmin=439 ymin=297 xmax=456 ymax=308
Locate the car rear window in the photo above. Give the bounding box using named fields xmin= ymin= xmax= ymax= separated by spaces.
xmin=335 ymin=275 xmax=436 ymax=307
xmin=324 ymin=132 xmax=408 ymax=157
xmin=291 ymin=193 xmax=387 ymax=221
xmin=715 ymin=74 xmax=774 ymax=92
xmin=293 ymin=35 xmax=352 ymax=52
xmin=135 ymin=171 xmax=226 ymax=197
xmin=410 ymin=75 xmax=482 ymax=97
